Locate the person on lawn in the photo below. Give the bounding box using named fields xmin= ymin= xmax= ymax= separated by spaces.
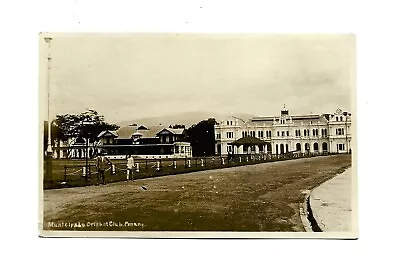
xmin=126 ymin=155 xmax=135 ymax=181
xmin=96 ymin=151 xmax=111 ymax=185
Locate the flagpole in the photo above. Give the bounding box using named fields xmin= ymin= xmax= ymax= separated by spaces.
xmin=45 ymin=37 xmax=53 ymax=156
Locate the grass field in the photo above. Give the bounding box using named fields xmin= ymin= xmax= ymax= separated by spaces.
xmin=44 ymin=153 xmax=328 ymax=189
xmin=42 ymin=154 xmax=351 ymax=232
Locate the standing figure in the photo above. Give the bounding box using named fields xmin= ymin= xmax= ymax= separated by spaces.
xmin=96 ymin=151 xmax=111 ymax=185
xmin=127 ymin=155 xmax=135 ymax=181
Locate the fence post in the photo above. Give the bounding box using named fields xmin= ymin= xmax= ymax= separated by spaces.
xmin=136 ymin=162 xmax=140 ymax=172
xmin=111 ymin=165 xmax=115 ymax=175
xmin=246 ymin=156 xmax=249 ymax=162
xmin=239 ymin=157 xmax=242 ymax=163
xmin=156 ymin=161 xmax=160 ymax=171
xmin=126 ymin=168 xmax=130 ymax=181
xmin=173 ymin=160 xmax=177 ymax=169
xmin=187 ymin=159 xmax=191 ymax=168
xmin=82 ymin=166 xmax=86 ymax=177
xmin=201 ymin=159 xmax=204 ymax=167
xmin=145 ymin=160 xmax=148 ymax=170
xmin=64 ymin=164 xmax=67 ymax=182
xmin=221 ymin=158 xmax=225 ymax=165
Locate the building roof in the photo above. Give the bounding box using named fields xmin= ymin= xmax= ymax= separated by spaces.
xmin=112 ymin=125 xmax=187 ymax=140
xmin=97 ymin=130 xmax=118 ymax=138
xmin=115 ymin=126 xmax=137 ymax=139
xmin=229 ymin=136 xmax=267 ymax=146
xmin=137 ymin=126 xmax=165 ymax=138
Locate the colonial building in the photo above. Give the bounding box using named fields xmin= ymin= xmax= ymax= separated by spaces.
xmin=52 ymin=125 xmax=192 ymax=159
xmin=214 ymin=107 xmax=352 ymax=155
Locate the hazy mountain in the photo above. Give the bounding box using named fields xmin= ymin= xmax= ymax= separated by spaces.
xmin=116 ymin=111 xmax=255 ymax=128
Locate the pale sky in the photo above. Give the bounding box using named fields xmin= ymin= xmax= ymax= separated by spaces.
xmin=40 ymin=34 xmax=355 ymax=123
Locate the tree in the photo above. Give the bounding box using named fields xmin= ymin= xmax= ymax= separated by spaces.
xmin=52 ymin=109 xmax=119 ymax=141
xmin=172 ymin=124 xmax=185 ymax=129
xmin=187 ymin=118 xmax=216 ymax=157
xmin=45 ymin=109 xmax=119 ymax=157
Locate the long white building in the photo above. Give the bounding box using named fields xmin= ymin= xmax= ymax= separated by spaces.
xmin=214 ymin=107 xmax=352 ymax=155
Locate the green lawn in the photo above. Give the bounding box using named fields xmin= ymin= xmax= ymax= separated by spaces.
xmin=42 ymin=154 xmax=351 ymax=232
xmin=44 ymin=153 xmax=327 ymax=189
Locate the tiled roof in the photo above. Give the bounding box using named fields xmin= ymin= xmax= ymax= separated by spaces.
xmin=115 ymin=126 xmax=136 ymax=139
xmin=138 ymin=126 xmax=165 ymax=138
xmin=166 ymin=128 xmax=185 ymax=135
xmin=97 ymin=130 xmax=118 ymax=138
xmin=115 ymin=125 xmax=186 ymax=139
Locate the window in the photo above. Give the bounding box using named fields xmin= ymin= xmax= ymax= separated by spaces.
xmin=304 ymin=130 xmax=306 ymax=136
xmin=226 ymin=132 xmax=234 ymax=138
xmin=227 ymin=121 xmax=229 ymax=125
xmin=281 ymin=131 xmax=285 ymax=137
xmin=312 ymin=129 xmax=315 ymax=136
xmin=277 ymin=131 xmax=280 ymax=137
xmin=307 ymin=130 xmax=310 ymax=136
xmin=316 ymin=129 xmax=318 ymax=136
xmin=286 ymin=131 xmax=289 ymax=136
xmin=337 ymin=144 xmax=345 ymax=151
xmin=340 ymin=117 xmax=343 ymax=121
xmin=337 ymin=128 xmax=345 ymax=135
xmin=230 ymin=121 xmax=233 ymax=125
xmin=227 ymin=145 xmax=232 ymax=152
xmin=216 ymin=133 xmax=221 ymax=139
xmin=336 ymin=117 xmax=339 ymax=121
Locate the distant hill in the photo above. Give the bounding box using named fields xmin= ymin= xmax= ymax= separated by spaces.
xmin=117 ymin=111 xmax=255 ymax=128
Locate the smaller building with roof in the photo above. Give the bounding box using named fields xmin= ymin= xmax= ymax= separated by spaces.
xmin=96 ymin=125 xmax=192 ymax=159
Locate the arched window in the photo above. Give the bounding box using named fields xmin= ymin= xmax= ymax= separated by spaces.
xmin=313 ymin=142 xmax=319 ymax=152
xmin=296 ymin=143 xmax=301 ymax=151
xmin=304 ymin=130 xmax=307 ymax=136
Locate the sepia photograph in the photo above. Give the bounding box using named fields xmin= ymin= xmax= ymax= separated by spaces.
xmin=39 ymin=33 xmax=356 ymax=238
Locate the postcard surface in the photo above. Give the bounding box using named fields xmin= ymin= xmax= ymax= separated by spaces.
xmin=39 ymin=33 xmax=357 ymax=238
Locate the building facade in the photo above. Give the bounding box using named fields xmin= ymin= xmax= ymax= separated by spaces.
xmin=214 ymin=107 xmax=352 ymax=155
xmin=52 ymin=125 xmax=192 ymax=159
